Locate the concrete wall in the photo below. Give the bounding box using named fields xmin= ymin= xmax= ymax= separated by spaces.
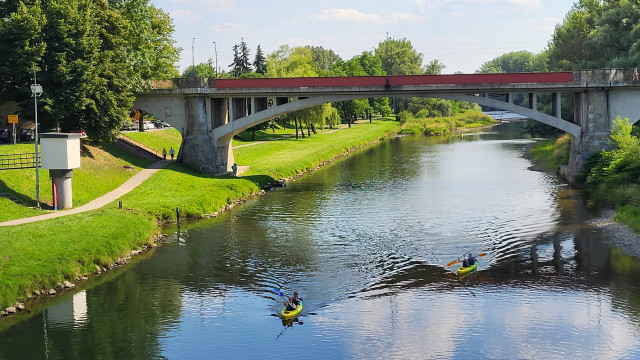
xmin=133 ymin=95 xmax=186 ymax=132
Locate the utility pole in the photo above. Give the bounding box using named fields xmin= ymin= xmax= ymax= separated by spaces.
xmin=213 ymin=41 xmax=218 ymax=78
xmin=192 ymin=37 xmax=195 ymax=71
xmin=31 ymin=70 xmax=43 ymax=208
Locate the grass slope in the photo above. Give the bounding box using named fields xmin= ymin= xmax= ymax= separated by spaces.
xmin=0 ymin=142 xmax=152 ymax=221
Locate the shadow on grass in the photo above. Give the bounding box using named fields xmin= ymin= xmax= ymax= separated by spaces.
xmin=0 ymin=178 xmax=37 ymax=208
xmin=98 ymin=140 xmax=155 ymax=169
xmin=161 ymin=161 xmax=277 ymax=189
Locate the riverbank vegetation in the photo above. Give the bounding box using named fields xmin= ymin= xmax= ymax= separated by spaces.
xmin=0 ymin=120 xmax=400 ymax=309
xmin=579 ymin=118 xmax=640 ymax=232
xmin=398 ymin=109 xmax=495 ymax=136
xmin=527 ymin=133 xmax=571 ymax=171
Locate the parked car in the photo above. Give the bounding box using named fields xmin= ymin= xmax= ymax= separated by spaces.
xmin=0 ymin=129 xmax=9 ymax=143
xmin=153 ymin=120 xmax=171 ymax=128
xmin=18 ymin=129 xmax=34 ymax=142
xmin=143 ymin=121 xmax=154 ymax=130
xmin=121 ymin=120 xmax=135 ymax=131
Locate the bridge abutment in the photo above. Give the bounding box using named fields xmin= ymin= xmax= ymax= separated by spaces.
xmin=561 ymin=89 xmax=612 ymax=181
xmin=181 ymin=96 xmax=221 ymax=174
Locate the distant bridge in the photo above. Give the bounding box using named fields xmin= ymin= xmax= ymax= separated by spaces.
xmin=135 ymin=69 xmax=640 ymax=177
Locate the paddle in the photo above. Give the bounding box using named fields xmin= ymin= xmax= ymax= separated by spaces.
xmin=273 ymin=288 xmax=285 ymax=297
xmin=447 ymin=252 xmax=486 ymax=267
xmin=447 ymin=247 xmax=475 ymax=267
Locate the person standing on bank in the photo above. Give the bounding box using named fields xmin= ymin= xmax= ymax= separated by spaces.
xmin=231 ymin=162 xmax=237 ymax=177
xmin=169 ymin=147 xmax=175 ymax=160
xmin=162 ymin=147 xmax=167 ymax=161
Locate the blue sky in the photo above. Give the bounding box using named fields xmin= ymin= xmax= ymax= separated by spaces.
xmin=150 ymin=0 xmax=575 ymax=74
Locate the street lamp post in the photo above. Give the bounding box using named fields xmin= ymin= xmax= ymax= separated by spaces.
xmin=31 ymin=70 xmax=43 ymax=208
xmin=192 ymin=37 xmax=195 ymax=71
xmin=212 ymin=41 xmax=218 ymax=78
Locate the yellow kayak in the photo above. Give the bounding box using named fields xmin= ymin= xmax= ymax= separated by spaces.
xmin=457 ymin=262 xmax=477 ymax=275
xmin=281 ymin=301 xmax=302 ymax=319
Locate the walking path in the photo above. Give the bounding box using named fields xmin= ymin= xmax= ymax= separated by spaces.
xmin=0 ymin=160 xmax=168 ymax=227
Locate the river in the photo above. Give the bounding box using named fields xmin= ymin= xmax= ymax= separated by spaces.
xmin=1 ymin=121 xmax=640 ymax=359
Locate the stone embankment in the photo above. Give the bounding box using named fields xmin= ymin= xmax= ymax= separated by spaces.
xmin=587 ymin=208 xmax=640 ymax=257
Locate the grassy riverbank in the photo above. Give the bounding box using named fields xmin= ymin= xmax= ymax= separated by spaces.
xmin=0 ymin=119 xmax=400 ymax=309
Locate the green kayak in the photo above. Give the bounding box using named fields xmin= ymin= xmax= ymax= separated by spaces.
xmin=457 ymin=262 xmax=477 ymax=275
xmin=281 ymin=301 xmax=302 ymax=319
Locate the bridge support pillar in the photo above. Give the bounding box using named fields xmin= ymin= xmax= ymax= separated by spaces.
xmin=181 ymin=96 xmax=219 ymax=173
xmin=564 ymin=89 xmax=612 ymax=179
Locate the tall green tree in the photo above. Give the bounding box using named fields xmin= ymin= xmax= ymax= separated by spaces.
xmin=230 ymin=38 xmax=252 ymax=77
xmin=254 ymin=44 xmax=266 ymax=75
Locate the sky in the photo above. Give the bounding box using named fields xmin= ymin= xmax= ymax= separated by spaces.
xmin=149 ymin=0 xmax=576 ymax=75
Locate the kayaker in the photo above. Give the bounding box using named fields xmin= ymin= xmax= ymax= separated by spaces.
xmin=285 ymin=297 xmax=297 ymax=311
xmin=292 ymin=292 xmax=303 ymax=306
xmin=461 ymin=257 xmax=469 ymax=267
xmin=467 ymin=253 xmax=477 ymax=266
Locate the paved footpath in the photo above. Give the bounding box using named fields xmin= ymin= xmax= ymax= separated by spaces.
xmin=0 ymin=160 xmax=168 ymax=227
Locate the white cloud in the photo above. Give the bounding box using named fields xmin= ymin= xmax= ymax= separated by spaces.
xmin=310 ymin=8 xmax=383 ymax=23
xmin=310 ymin=9 xmax=426 ymax=24
xmin=387 ymin=13 xmax=427 ymax=23
xmin=507 ymin=0 xmax=543 ymax=8
xmin=169 ymin=9 xmax=203 ymax=23
xmin=211 ymin=22 xmax=243 ymax=34
xmin=525 ymin=17 xmax=561 ymax=32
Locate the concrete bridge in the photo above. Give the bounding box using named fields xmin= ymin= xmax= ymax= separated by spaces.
xmin=134 ymin=69 xmax=640 ymax=176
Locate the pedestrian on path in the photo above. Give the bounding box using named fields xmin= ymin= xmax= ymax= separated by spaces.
xmin=169 ymin=147 xmax=175 ymax=160
xmin=231 ymin=162 xmax=237 ymax=177
xmin=162 ymin=147 xmax=167 ymax=161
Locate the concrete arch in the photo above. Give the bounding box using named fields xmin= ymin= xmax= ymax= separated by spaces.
xmin=213 ymin=92 xmax=581 ymax=145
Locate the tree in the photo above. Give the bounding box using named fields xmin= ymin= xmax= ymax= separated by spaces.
xmin=0 ymin=1 xmax=46 ymax=103
xmin=305 ymin=45 xmax=342 ymax=75
xmin=477 ymin=51 xmax=547 ymax=74
xmin=374 ymin=37 xmax=423 ymax=76
xmin=230 ymin=38 xmax=252 ymax=77
xmin=424 ymin=59 xmax=446 ymax=75
xmin=266 ymin=45 xmax=317 ymax=78
xmin=182 ymin=60 xmax=216 ymax=77
xmin=254 ymin=44 xmax=266 ymax=75
xmin=0 ymin=0 xmax=180 ymax=141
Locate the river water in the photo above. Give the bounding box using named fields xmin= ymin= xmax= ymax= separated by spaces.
xmin=2 ymin=121 xmax=640 ymax=359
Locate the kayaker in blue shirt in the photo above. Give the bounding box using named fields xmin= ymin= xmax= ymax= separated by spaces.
xmin=467 ymin=253 xmax=477 ymax=266
xmin=285 ymin=297 xmax=297 ymax=311
xmin=292 ymin=292 xmax=302 ymax=306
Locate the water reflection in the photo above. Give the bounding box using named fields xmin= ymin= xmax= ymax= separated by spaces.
xmin=46 ymin=291 xmax=88 ymax=329
xmin=2 ymin=121 xmax=640 ymax=358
